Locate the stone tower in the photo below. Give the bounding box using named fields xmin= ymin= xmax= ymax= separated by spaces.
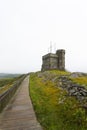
xmin=56 ymin=49 xmax=65 ymax=70
xmin=41 ymin=49 xmax=65 ymax=71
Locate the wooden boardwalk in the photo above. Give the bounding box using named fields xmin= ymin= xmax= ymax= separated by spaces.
xmin=0 ymin=76 xmax=43 ymax=130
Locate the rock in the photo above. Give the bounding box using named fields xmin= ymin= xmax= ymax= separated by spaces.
xmin=69 ymin=89 xmax=76 ymax=94
xmin=70 ymin=72 xmax=87 ymax=78
xmin=57 ymin=76 xmax=87 ymax=102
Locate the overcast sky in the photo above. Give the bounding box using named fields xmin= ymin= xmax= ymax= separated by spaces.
xmin=0 ymin=0 xmax=87 ymax=73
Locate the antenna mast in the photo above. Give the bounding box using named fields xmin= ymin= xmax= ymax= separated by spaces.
xmin=50 ymin=41 xmax=52 ymax=53
xmin=54 ymin=43 xmax=56 ymax=52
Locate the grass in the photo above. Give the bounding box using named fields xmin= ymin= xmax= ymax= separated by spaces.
xmin=49 ymin=70 xmax=70 ymax=75
xmin=70 ymin=76 xmax=87 ymax=89
xmin=0 ymin=76 xmax=22 ymax=95
xmin=0 ymin=78 xmax=15 ymax=88
xmin=30 ymin=71 xmax=87 ymax=130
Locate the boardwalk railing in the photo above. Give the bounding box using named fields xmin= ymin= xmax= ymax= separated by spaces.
xmin=0 ymin=74 xmax=27 ymax=113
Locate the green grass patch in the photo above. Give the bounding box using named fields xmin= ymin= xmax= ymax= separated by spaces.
xmin=30 ymin=71 xmax=87 ymax=130
xmin=0 ymin=78 xmax=15 ymax=88
xmin=49 ymin=70 xmax=70 ymax=75
xmin=71 ymin=76 xmax=87 ymax=89
xmin=0 ymin=76 xmax=22 ymax=94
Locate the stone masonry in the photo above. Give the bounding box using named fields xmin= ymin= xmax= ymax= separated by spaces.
xmin=41 ymin=49 xmax=65 ymax=71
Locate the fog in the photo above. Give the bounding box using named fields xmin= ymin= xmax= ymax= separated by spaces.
xmin=0 ymin=0 xmax=87 ymax=73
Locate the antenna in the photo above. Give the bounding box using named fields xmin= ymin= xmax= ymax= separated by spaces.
xmin=50 ymin=41 xmax=52 ymax=53
xmin=54 ymin=43 xmax=56 ymax=52
xmin=48 ymin=47 xmax=50 ymax=53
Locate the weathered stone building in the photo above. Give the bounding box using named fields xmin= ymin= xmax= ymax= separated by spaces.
xmin=41 ymin=49 xmax=65 ymax=71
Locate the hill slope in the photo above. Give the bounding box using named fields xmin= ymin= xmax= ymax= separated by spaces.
xmin=30 ymin=70 xmax=87 ymax=130
xmin=0 ymin=73 xmax=20 ymax=78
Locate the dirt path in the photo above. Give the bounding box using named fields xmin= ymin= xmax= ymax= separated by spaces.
xmin=0 ymin=76 xmax=43 ymax=130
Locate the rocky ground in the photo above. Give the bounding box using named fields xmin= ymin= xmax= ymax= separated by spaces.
xmin=58 ymin=76 xmax=87 ymax=102
xmin=38 ymin=71 xmax=87 ymax=104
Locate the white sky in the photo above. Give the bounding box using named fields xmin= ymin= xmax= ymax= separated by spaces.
xmin=0 ymin=0 xmax=87 ymax=73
